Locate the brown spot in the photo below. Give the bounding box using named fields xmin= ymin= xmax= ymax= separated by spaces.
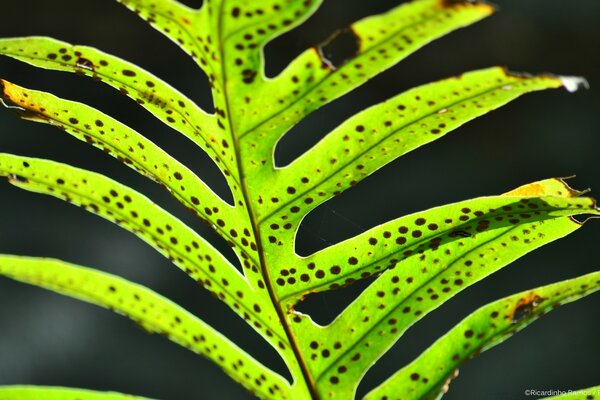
xmin=510 ymin=293 xmax=544 ymax=323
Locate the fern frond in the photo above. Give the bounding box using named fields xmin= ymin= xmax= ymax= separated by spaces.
xmin=364 ymin=271 xmax=600 ymax=400
xmin=0 ymin=255 xmax=291 ymax=398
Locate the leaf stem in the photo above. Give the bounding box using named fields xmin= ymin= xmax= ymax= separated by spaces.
xmin=215 ymin=2 xmax=319 ymax=397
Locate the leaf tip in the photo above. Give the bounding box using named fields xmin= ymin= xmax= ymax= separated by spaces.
xmin=0 ymin=80 xmax=49 ymax=122
xmin=554 ymin=176 xmax=593 ymax=198
xmin=499 ymin=68 xmax=588 ymax=92
xmin=559 ymin=75 xmax=589 ymax=93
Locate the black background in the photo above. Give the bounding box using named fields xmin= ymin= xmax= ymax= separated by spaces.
xmin=0 ymin=1 xmax=598 ymax=399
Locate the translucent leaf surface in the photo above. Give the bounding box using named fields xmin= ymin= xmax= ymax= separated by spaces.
xmin=0 ymin=154 xmax=290 ymax=355
xmin=0 ymin=255 xmax=291 ymax=399
xmin=261 ymin=68 xmax=567 ymax=224
xmin=281 ymin=179 xmax=599 ymax=397
xmin=0 ymin=0 xmax=595 ymax=398
xmin=278 ymin=178 xmax=595 ymax=303
xmin=0 ymin=78 xmax=244 ymax=235
xmin=0 ymin=386 xmax=155 ymax=400
xmin=364 ymin=271 xmax=600 ymax=400
xmin=114 ymin=0 xmax=206 ymax=68
xmin=0 ymin=36 xmax=214 ymax=135
xmin=0 ymin=78 xmax=260 ymax=270
xmin=237 ymin=0 xmax=494 ymax=148
xmin=201 ymin=0 xmax=322 ymax=89
xmin=0 ymin=36 xmax=242 ymax=192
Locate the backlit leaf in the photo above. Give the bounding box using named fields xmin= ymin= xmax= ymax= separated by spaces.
xmin=0 ymin=37 xmax=236 ymax=179
xmin=261 ymin=68 xmax=570 ymax=225
xmin=114 ymin=0 xmax=206 ymax=68
xmin=236 ymin=0 xmax=495 ymax=162
xmin=0 ymin=386 xmax=155 ymax=400
xmin=0 ymin=154 xmax=289 ymax=356
xmin=0 ymin=78 xmax=259 ymax=260
xmin=364 ymin=271 xmax=600 ymax=400
xmin=281 ymin=179 xmax=599 ymax=397
xmin=0 ymin=255 xmax=291 ymax=399
xmin=0 ymin=78 xmax=239 ymax=225
xmin=0 ymin=0 xmax=595 ymax=398
xmin=277 ymin=178 xmax=596 ymax=304
xmin=202 ymin=0 xmax=322 ymax=89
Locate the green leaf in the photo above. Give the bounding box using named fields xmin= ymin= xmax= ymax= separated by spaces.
xmin=0 ymin=37 xmax=237 ymax=179
xmin=202 ymin=0 xmax=322 ymax=87
xmin=280 ymin=178 xmax=598 ymax=397
xmin=0 ymin=386 xmax=155 ymax=399
xmin=0 ymin=0 xmax=595 ymax=398
xmin=114 ymin=0 xmax=322 ymax=115
xmin=0 ymin=78 xmax=248 ymax=241
xmin=236 ymin=0 xmax=495 ymax=161
xmin=261 ymin=68 xmax=570 ymax=226
xmin=363 ymin=271 xmax=600 ymax=400
xmin=277 ymin=178 xmax=595 ymax=304
xmin=0 ymin=154 xmax=290 ymax=356
xmin=0 ymin=78 xmax=261 ymax=267
xmin=114 ymin=0 xmax=205 ymax=67
xmin=0 ymin=255 xmax=291 ymax=399
xmin=541 ymin=387 xmax=600 ymax=400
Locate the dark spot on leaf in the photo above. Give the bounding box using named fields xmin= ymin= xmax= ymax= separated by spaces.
xmin=511 ymin=294 xmax=544 ymax=323
xmin=75 ymin=57 xmax=95 ymax=72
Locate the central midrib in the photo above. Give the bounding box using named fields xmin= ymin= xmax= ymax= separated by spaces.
xmin=215 ymin=3 xmax=321 ymax=399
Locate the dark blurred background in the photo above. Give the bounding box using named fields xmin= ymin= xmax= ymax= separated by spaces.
xmin=0 ymin=1 xmax=598 ymax=399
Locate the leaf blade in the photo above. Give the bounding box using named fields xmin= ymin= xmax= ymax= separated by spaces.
xmin=278 ymin=179 xmax=597 ymax=303
xmin=0 ymin=78 xmax=258 ymax=257
xmin=0 ymin=154 xmax=290 ymax=356
xmin=114 ymin=0 xmax=206 ymax=68
xmin=0 ymin=386 xmax=154 ymax=400
xmin=0 ymin=255 xmax=291 ymax=399
xmin=0 ymin=37 xmax=236 ymax=172
xmin=363 ymin=271 xmax=600 ymax=400
xmin=238 ymin=0 xmax=495 ymax=151
xmin=259 ymin=67 xmax=570 ymax=226
xmin=283 ymin=179 xmax=599 ymax=396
